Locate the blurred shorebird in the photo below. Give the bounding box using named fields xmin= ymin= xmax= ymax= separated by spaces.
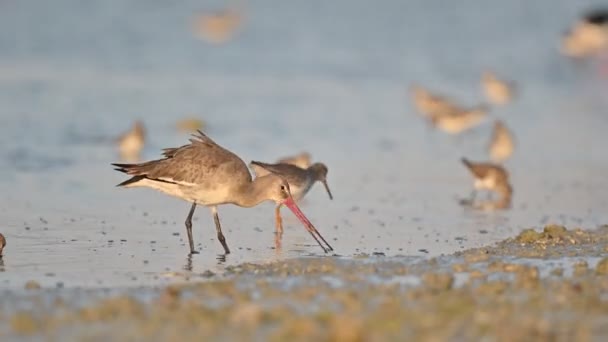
xmin=0 ymin=233 xmax=5 ymax=257
xmin=488 ymin=120 xmax=515 ymax=163
xmin=430 ymin=105 xmax=488 ymax=135
xmin=112 ymin=131 xmax=333 ymax=255
xmin=250 ymin=157 xmax=332 ymax=248
xmin=193 ymin=6 xmax=243 ymax=44
xmin=562 ymin=8 xmax=608 ymax=58
xmin=460 ymin=158 xmax=512 ymax=210
xmin=176 ymin=118 xmax=206 ymax=133
xmin=276 ymin=152 xmax=312 ymax=170
xmin=410 ymin=85 xmax=459 ymax=119
xmin=116 ymin=120 xmax=146 ymax=162
xmin=482 ymin=71 xmax=515 ymax=106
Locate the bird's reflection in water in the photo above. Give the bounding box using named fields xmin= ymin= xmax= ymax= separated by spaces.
xmin=182 ymin=253 xmax=227 ymax=274
xmin=272 ymin=239 xmax=286 ymax=259
xmin=216 ymin=254 xmax=227 ymax=264
xmin=183 ymin=254 xmax=193 ymax=272
xmin=273 ymin=246 xmax=284 ymax=257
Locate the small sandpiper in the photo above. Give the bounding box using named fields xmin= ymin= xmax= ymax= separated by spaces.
xmin=410 ymin=85 xmax=459 ymax=119
xmin=193 ymin=6 xmax=243 ymax=44
xmin=116 ymin=120 xmax=146 ymax=162
xmin=561 ymin=8 xmax=608 ymax=58
xmin=460 ymin=158 xmax=512 ymax=210
xmin=430 ymin=105 xmax=488 ymax=135
xmin=250 ymin=158 xmax=332 ymax=248
xmin=176 ymin=118 xmax=206 ymax=133
xmin=488 ymin=120 xmax=515 ymax=163
xmin=0 ymin=233 xmax=6 ymax=257
xmin=482 ymin=71 xmax=515 ymax=106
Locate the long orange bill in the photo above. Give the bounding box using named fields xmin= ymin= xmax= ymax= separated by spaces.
xmin=283 ymin=197 xmax=334 ymax=253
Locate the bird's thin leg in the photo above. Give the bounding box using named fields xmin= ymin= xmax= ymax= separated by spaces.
xmin=185 ymin=202 xmax=198 ymax=255
xmin=211 ymin=206 xmax=230 ymax=254
xmin=274 ymin=204 xmax=283 ymax=250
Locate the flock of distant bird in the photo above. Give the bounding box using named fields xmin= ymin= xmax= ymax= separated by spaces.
xmin=410 ymin=70 xmax=516 ymax=211
xmin=107 ymin=7 xmax=608 ymax=255
xmin=409 ymin=7 xmax=608 ymax=212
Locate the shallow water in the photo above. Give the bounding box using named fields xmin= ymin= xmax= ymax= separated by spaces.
xmin=1 ymin=0 xmax=608 ymax=291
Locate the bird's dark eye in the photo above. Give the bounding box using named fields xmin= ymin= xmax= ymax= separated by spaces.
xmin=280 ymin=185 xmax=285 ymax=190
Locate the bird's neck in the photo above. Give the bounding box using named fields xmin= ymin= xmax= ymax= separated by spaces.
xmin=306 ymin=165 xmax=324 ymax=182
xmin=234 ymin=175 xmax=276 ymax=208
xmin=307 ymin=169 xmax=322 ymax=182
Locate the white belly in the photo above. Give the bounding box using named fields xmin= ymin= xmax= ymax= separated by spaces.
xmin=124 ymin=178 xmax=233 ymax=206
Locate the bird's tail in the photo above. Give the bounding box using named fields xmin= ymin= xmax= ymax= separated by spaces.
xmin=112 ymin=163 xmax=135 ymax=173
xmin=112 ymin=162 xmax=150 ymax=187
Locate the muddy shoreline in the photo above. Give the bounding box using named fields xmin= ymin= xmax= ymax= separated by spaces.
xmin=2 ymin=225 xmax=607 ymax=341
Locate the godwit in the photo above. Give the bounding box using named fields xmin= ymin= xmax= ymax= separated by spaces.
xmin=460 ymin=158 xmax=512 ymax=210
xmin=481 ymin=71 xmax=515 ymax=106
xmin=561 ymin=8 xmax=608 ymax=58
xmin=112 ymin=131 xmax=333 ymax=255
xmin=0 ymin=233 xmax=5 ymax=257
xmin=430 ymin=105 xmax=488 ymax=135
xmin=249 ymin=159 xmax=332 ymax=246
xmin=488 ymin=120 xmax=515 ymax=163
xmin=116 ymin=120 xmax=145 ymax=162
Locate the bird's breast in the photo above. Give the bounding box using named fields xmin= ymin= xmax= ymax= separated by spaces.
xmin=288 ymin=176 xmax=314 ymax=201
xmin=474 ymin=177 xmax=496 ymax=190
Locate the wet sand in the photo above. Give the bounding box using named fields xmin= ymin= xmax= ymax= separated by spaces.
xmin=2 ymin=225 xmax=608 ymax=340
